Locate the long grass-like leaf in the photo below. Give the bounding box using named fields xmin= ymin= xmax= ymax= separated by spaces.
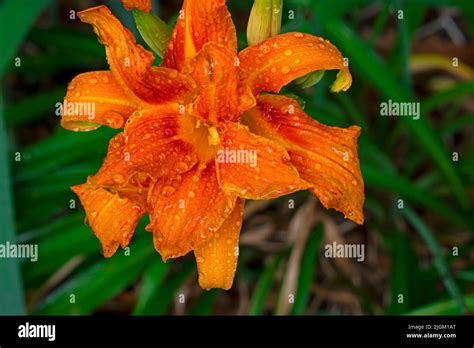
xmin=0 ymin=95 xmax=25 ymax=314
xmin=0 ymin=0 xmax=53 ymax=76
xmin=292 ymin=225 xmax=323 ymax=315
xmin=34 ymin=235 xmax=154 ymax=315
xmin=403 ymin=206 xmax=465 ymax=314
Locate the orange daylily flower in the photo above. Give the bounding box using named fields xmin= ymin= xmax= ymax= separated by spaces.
xmin=62 ymin=0 xmax=364 ymax=290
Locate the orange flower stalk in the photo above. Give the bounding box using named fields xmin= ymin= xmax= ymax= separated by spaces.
xmin=61 ymin=0 xmax=364 ymax=290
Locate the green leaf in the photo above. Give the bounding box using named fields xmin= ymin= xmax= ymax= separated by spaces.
xmin=0 ymin=95 xmax=25 ymax=314
xmin=249 ymin=252 xmax=285 ymax=315
xmin=362 ymin=164 xmax=470 ymax=229
xmin=0 ymin=0 xmax=53 ymax=77
xmin=292 ymin=224 xmax=323 ymax=315
xmin=190 ymin=290 xmax=219 ymax=315
xmin=134 ymin=260 xmax=194 ymax=315
xmin=133 ymin=258 xmax=170 ymax=315
xmin=421 ymin=81 xmax=474 ymax=115
xmin=5 ymin=87 xmax=65 ymax=127
xmin=132 ymin=9 xmax=171 ymax=58
xmin=386 ymin=231 xmax=437 ymax=314
xmin=295 ymin=70 xmax=325 ymax=89
xmin=402 ymin=206 xmax=465 ymax=314
xmin=407 ymin=294 xmax=474 ymax=316
xmin=34 ymin=235 xmax=154 ymax=315
xmin=22 ymin=224 xmax=98 ymax=285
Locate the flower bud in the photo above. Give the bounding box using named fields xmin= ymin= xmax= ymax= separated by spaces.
xmin=247 ymin=0 xmax=283 ymax=46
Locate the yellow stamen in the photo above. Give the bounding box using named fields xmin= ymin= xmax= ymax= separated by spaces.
xmin=208 ymin=126 xmax=220 ymax=146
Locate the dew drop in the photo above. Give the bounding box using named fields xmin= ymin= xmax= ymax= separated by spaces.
xmin=284 ymin=49 xmax=293 ymax=56
xmin=281 ymin=65 xmax=291 ymax=74
xmin=174 ymin=161 xmax=189 ymax=173
xmin=89 ymin=78 xmax=98 ymax=85
xmin=162 ymin=185 xmax=176 ymax=196
xmin=113 ymin=174 xmax=125 ymax=184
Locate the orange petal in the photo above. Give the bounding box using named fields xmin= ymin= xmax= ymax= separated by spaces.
xmin=88 ymin=133 xmax=151 ymax=208
xmin=61 ymin=71 xmax=137 ymax=131
xmin=244 ymin=95 xmax=364 ymax=224
xmin=90 ymin=106 xmax=198 ymax=195
xmin=162 ymin=0 xmax=237 ymax=70
xmin=187 ymin=43 xmax=256 ymax=123
xmin=121 ymin=0 xmax=151 ymax=12
xmin=216 ymin=122 xmax=311 ymax=200
xmin=72 ymin=183 xmax=144 ymax=257
xmin=78 ymin=6 xmax=194 ymax=105
xmin=239 ymin=32 xmax=352 ymax=95
xmin=148 ymin=162 xmax=236 ymax=261
xmin=194 ymin=198 xmax=244 ymax=290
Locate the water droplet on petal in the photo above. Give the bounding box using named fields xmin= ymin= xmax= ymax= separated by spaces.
xmin=174 ymin=161 xmax=189 ymax=173
xmin=113 ymin=174 xmax=125 ymax=184
xmin=281 ymin=65 xmax=291 ymax=74
xmin=162 ymin=186 xmax=176 ymax=196
xmin=89 ymin=78 xmax=98 ymax=85
xmin=284 ymin=49 xmax=293 ymax=56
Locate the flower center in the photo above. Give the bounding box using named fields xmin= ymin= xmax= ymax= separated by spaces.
xmin=179 ymin=111 xmax=220 ymax=164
